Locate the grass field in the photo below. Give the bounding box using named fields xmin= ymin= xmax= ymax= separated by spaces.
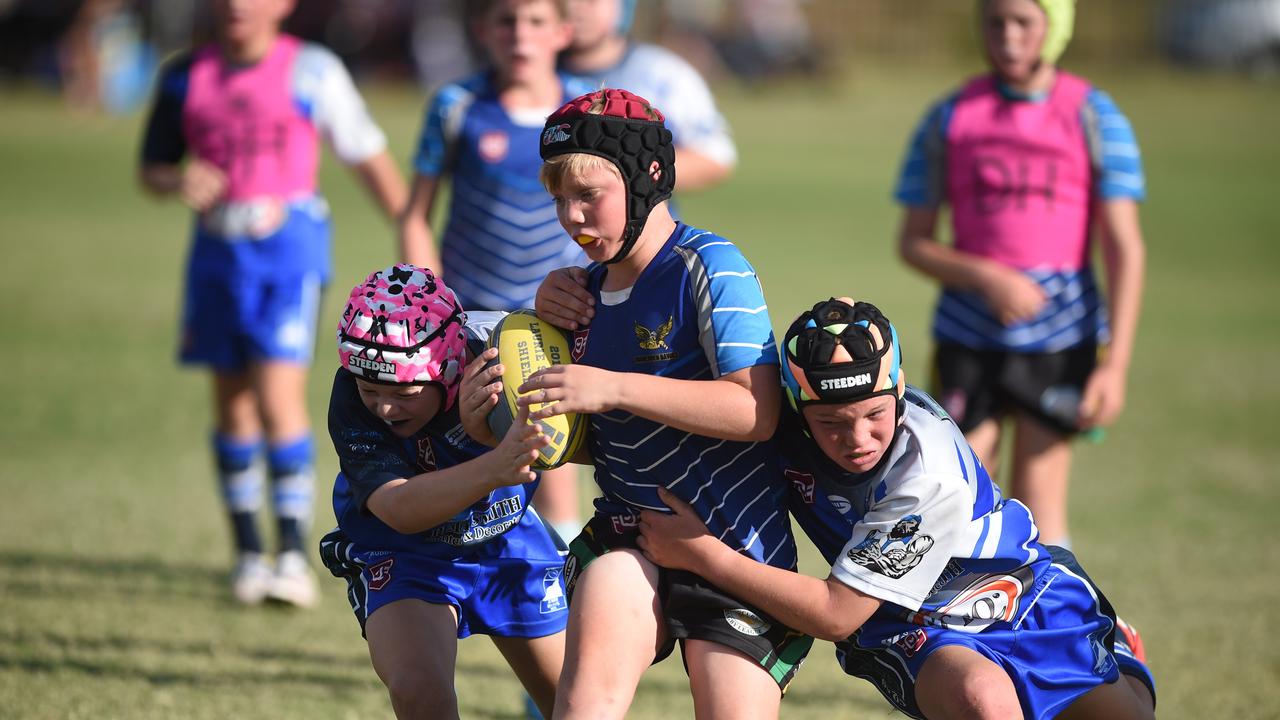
xmin=1 ymin=59 xmax=1278 ymax=719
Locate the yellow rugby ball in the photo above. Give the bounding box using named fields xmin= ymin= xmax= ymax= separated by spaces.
xmin=485 ymin=310 xmax=587 ymax=470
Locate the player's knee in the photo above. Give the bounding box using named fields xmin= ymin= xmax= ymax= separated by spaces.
xmin=383 ymin=670 xmax=456 ymax=719
xmin=948 ymin=677 xmax=1021 ymax=720
xmin=920 ymin=666 xmax=1019 ymax=720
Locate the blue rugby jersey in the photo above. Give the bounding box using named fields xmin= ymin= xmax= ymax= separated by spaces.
xmin=892 ymin=77 xmax=1146 ymax=353
xmin=783 ymin=386 xmax=1052 ymax=630
xmin=413 ymin=73 xmax=593 ymax=311
xmin=326 ymin=312 xmax=544 ymax=557
xmin=573 ymin=223 xmax=797 ymax=570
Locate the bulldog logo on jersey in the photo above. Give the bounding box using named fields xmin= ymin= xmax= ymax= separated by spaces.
xmin=846 ymin=515 xmax=935 ymax=579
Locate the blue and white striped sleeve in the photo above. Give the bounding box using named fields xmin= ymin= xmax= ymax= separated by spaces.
xmin=412 ymin=82 xmax=471 ymax=178
xmin=689 ymin=237 xmax=778 ymax=377
xmin=893 ymin=96 xmax=954 ymax=208
xmin=1081 ymin=88 xmax=1146 ymax=201
xmin=295 ymin=44 xmax=387 ymax=165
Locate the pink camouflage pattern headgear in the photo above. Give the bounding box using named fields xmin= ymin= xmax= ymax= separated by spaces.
xmin=337 ymin=264 xmax=467 ymax=408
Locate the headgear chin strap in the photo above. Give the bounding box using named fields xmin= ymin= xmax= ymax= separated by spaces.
xmin=540 ymin=89 xmax=675 ymax=264
xmin=782 ymin=298 xmax=907 ymax=430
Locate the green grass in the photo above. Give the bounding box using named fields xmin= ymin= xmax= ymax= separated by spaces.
xmin=2 ymin=60 xmax=1278 ymax=718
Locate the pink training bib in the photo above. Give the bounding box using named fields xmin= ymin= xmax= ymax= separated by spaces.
xmin=946 ymin=72 xmax=1094 ymax=271
xmin=183 ymin=35 xmax=318 ymax=201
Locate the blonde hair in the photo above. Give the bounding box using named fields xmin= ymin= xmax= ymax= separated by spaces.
xmin=539 ymin=153 xmax=622 ymax=194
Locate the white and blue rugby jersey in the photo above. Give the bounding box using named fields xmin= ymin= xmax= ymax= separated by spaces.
xmin=783 ymin=386 xmax=1052 ymax=632
xmin=327 ymin=312 xmax=543 ymax=558
xmin=560 ymin=43 xmax=737 ymax=169
xmin=413 ymin=73 xmax=593 ymax=312
xmin=893 ymin=79 xmax=1145 ymax=353
xmin=574 ymin=223 xmax=797 ymax=570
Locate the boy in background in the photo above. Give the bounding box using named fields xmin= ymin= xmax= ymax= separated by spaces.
xmin=399 ymin=0 xmax=590 ymax=547
xmin=894 ymin=0 xmax=1146 ymax=547
xmin=138 ymin=0 xmax=407 ymax=607
xmin=560 ymin=0 xmax=737 ymax=192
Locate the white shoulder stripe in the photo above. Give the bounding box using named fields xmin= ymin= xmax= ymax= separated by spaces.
xmin=712 ymin=305 xmax=768 ymax=314
xmin=709 ymin=271 xmax=757 ymax=279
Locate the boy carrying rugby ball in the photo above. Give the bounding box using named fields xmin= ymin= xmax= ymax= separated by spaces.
xmin=462 ymin=88 xmax=811 ymax=719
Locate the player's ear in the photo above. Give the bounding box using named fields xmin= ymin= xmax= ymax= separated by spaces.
xmin=648 ymin=160 xmax=662 ymax=183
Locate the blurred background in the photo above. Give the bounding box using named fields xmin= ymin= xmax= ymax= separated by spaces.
xmin=1 ymin=1 xmax=1278 ymax=718
xmin=4 ymin=0 xmax=1280 ymax=113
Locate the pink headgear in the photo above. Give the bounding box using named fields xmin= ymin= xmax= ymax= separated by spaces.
xmin=336 ymin=264 xmax=467 ymax=409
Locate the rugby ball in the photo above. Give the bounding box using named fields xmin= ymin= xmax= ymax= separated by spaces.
xmin=485 ymin=309 xmax=587 ymax=470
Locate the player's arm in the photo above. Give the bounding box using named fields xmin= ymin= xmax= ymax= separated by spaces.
xmin=459 ymin=346 xmax=503 ymax=447
xmin=638 ymin=488 xmax=882 ymax=641
xmin=350 ymin=149 xmax=409 ymax=231
xmin=1080 ymin=198 xmax=1145 ymax=428
xmin=673 ymin=147 xmax=731 ymax=192
xmin=661 ymin=53 xmax=737 ymax=192
xmin=398 ymin=173 xmax=445 ymax=274
xmin=139 ymin=160 xmax=228 ymax=212
xmin=521 ymin=362 xmax=778 ymax=442
xmin=897 ymin=206 xmax=1046 ymax=326
xmin=366 ymin=404 xmax=548 ymax=534
xmin=137 ymin=53 xmax=227 ymax=212
xmin=1079 ymin=89 xmax=1147 ymax=429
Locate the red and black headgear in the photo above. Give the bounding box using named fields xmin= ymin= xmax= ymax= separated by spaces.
xmin=540 ymin=88 xmax=675 ymax=264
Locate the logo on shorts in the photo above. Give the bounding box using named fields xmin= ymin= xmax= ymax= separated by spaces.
xmin=610 ymin=512 xmax=640 ymax=535
xmin=785 ymin=468 xmax=815 ymax=504
xmin=542 ymin=123 xmax=571 ymax=146
xmin=367 ymin=557 xmax=394 ymax=591
xmin=888 ymin=628 xmax=928 ymax=658
xmin=846 ymin=515 xmax=934 ymax=580
xmin=724 ymin=608 xmax=771 ymax=636
xmin=417 ymin=437 xmax=437 ymax=472
xmin=571 ymin=329 xmax=589 ymax=362
xmin=540 ymin=568 xmax=567 ymax=614
xmin=1090 ymin=628 xmax=1115 ymax=676
xmin=478 ymin=130 xmax=509 ymax=163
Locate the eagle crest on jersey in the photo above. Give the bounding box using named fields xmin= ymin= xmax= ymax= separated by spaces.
xmin=635 ymin=316 xmax=673 ymax=350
